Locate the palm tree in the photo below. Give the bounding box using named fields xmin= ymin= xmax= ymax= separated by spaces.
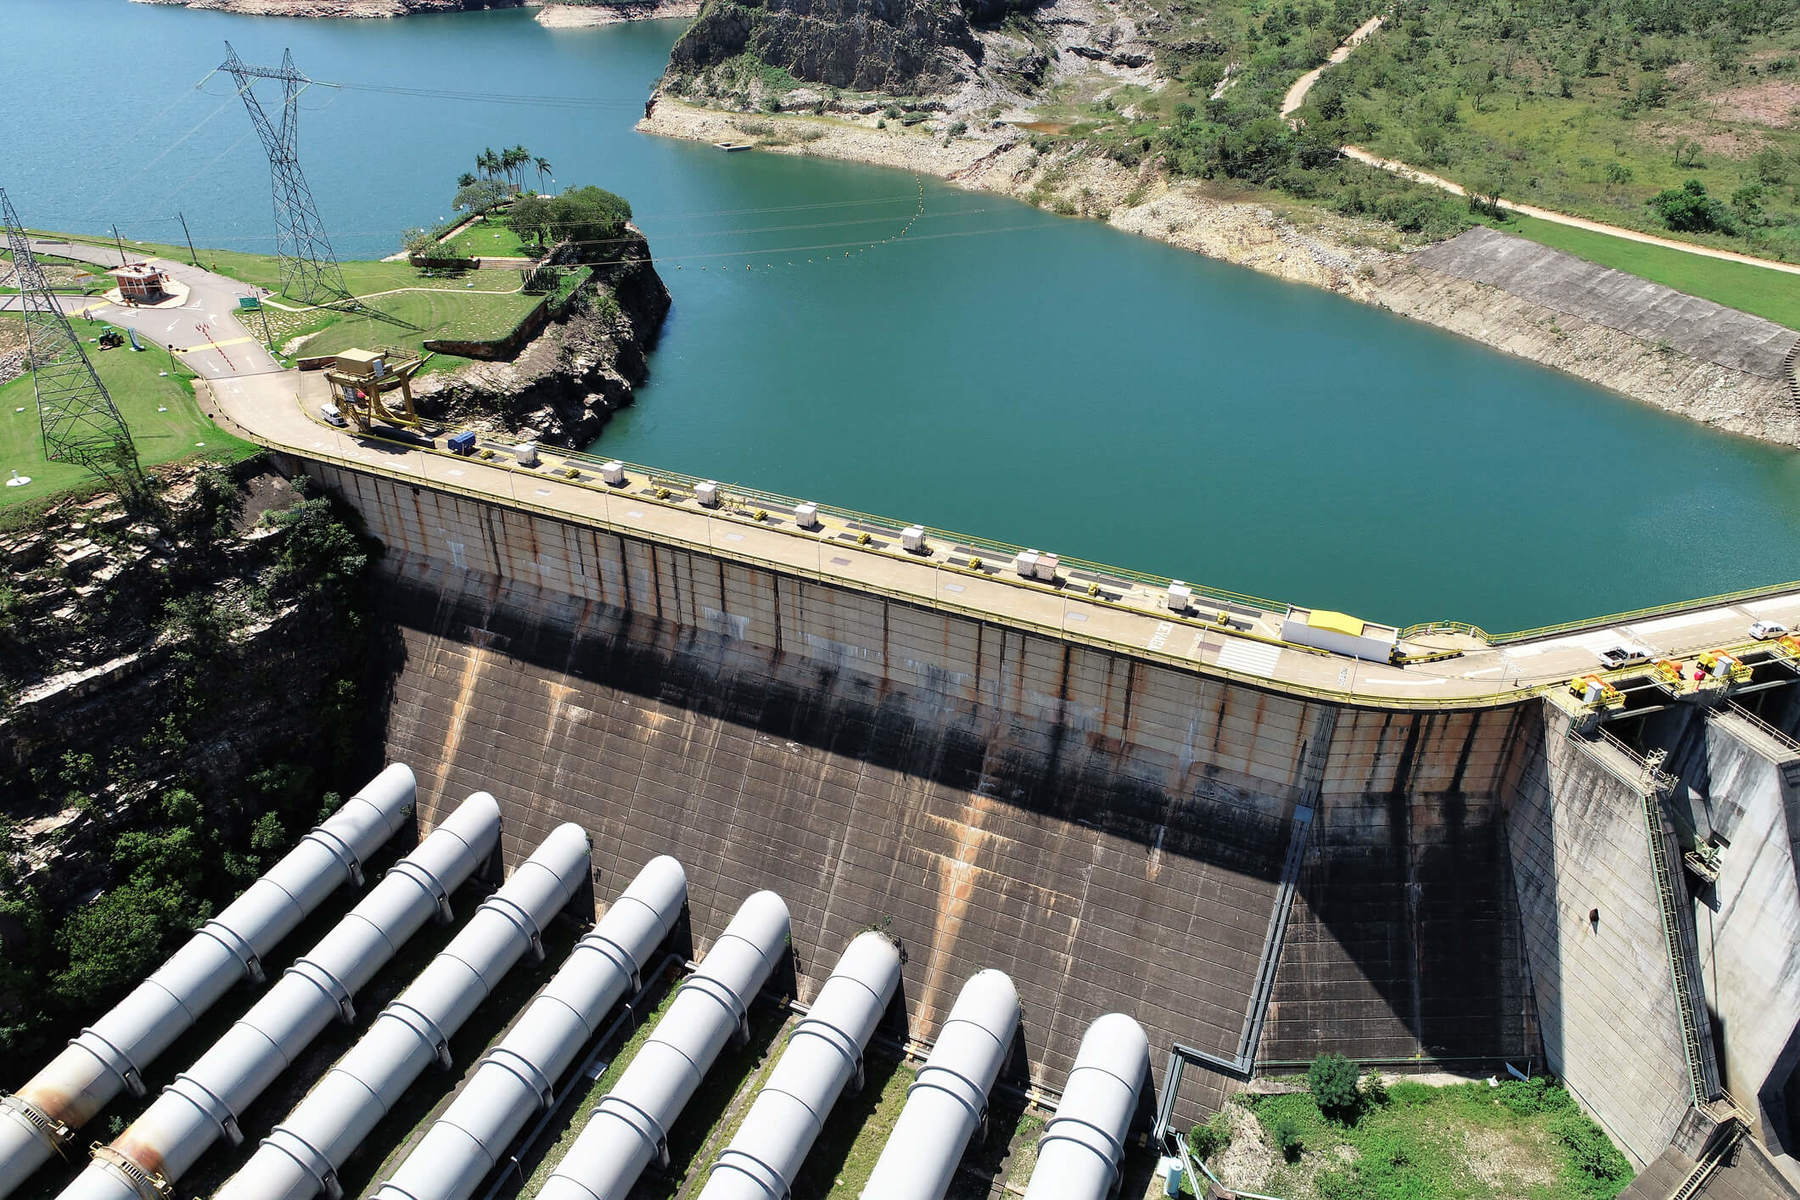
xmin=478 ymin=148 xmax=501 ymax=180
xmin=457 ymin=171 xmax=478 ymax=189
xmin=506 ymin=144 xmax=532 ymax=190
xmin=533 ymin=156 xmax=553 ymax=192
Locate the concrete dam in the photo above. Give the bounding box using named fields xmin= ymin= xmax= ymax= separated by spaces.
xmin=11 ymin=397 xmax=1800 ymax=1198
xmin=302 ymin=438 xmax=1800 ymax=1182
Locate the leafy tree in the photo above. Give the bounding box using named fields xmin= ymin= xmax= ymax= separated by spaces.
xmin=1730 ymin=183 xmax=1767 ymax=226
xmin=453 ymin=179 xmax=509 ymax=214
xmin=510 ymin=193 xmax=554 ymax=248
xmin=263 ymin=495 xmax=370 ymax=608
xmin=1307 ymin=1052 xmax=1361 ymax=1121
xmin=250 ymin=813 xmax=286 ymax=854
xmin=548 ymin=186 xmax=634 ymax=258
xmin=402 ymin=227 xmax=440 ymax=258
xmin=1468 ymin=166 xmax=1510 ymax=218
xmin=1648 ymin=179 xmax=1735 ymax=234
xmin=53 ymin=878 xmax=206 ymax=1003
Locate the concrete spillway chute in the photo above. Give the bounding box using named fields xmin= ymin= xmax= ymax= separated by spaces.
xmin=861 ymin=969 xmax=1021 ymax=1200
xmin=214 ymin=822 xmax=593 ymax=1200
xmin=699 ymin=931 xmax=903 ymax=1200
xmin=372 ymin=856 xmax=688 ymax=1200
xmin=536 ymin=890 xmax=792 ymax=1200
xmin=53 ymin=791 xmax=502 ymax=1200
xmin=0 ymin=765 xmax=419 ymax=1200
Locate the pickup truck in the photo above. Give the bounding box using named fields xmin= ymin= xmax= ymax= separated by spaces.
xmin=1596 ymin=646 xmax=1651 ymax=670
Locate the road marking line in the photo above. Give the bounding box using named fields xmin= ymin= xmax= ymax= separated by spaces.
xmin=1217 ymin=640 xmax=1281 ymax=678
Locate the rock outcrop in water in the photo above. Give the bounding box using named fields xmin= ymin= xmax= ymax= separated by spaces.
xmin=412 ymin=225 xmax=671 ymax=448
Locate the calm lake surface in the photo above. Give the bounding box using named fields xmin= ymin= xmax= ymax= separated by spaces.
xmin=6 ymin=0 xmax=1798 ymax=629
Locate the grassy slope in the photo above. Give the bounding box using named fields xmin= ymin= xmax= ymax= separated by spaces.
xmin=442 ymin=212 xmax=538 ymax=259
xmin=1486 ymin=211 xmax=1800 ymax=329
xmin=1215 ymin=1079 xmax=1632 ymax=1200
xmin=1316 ymin=4 xmax=1800 ymax=260
xmin=0 ymin=315 xmax=255 ymax=509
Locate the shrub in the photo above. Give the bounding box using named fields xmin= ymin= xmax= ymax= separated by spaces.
xmin=1648 ymin=179 xmax=1735 ymax=234
xmin=1360 ymin=1068 xmax=1388 ymax=1106
xmin=1188 ymin=1112 xmax=1232 ymax=1160
xmin=1308 ymin=1052 xmax=1361 ymax=1120
xmin=1553 ymin=1110 xmax=1632 ymax=1197
xmin=1270 ymin=1111 xmax=1304 ymax=1160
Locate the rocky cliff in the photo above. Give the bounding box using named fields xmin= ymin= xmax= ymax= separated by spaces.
xmin=668 ymin=0 xmax=987 ymax=94
xmin=412 ymin=226 xmax=671 ymax=448
xmin=0 ymin=460 xmax=383 ymax=1060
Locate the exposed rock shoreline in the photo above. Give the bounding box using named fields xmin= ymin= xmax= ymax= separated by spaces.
xmin=639 ymin=98 xmax=1800 ymax=445
xmin=412 ymin=227 xmax=672 ymax=447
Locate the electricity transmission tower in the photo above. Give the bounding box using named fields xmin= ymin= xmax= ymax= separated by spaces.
xmin=221 ymin=43 xmax=350 ymax=306
xmin=0 ymin=187 xmax=144 ymax=494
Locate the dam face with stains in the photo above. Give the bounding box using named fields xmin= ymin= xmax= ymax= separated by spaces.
xmin=300 ymin=458 xmax=1800 ymax=1179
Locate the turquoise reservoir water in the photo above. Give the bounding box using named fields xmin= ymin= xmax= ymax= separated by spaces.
xmin=5 ymin=0 xmax=1797 ymax=629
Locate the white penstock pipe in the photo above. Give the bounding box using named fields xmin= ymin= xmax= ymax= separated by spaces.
xmin=537 ymin=890 xmax=792 ymax=1200
xmin=861 ymin=969 xmax=1021 ymax=1200
xmin=58 ymin=792 xmax=502 ymax=1200
xmin=371 ymin=856 xmax=688 ymax=1200
xmin=700 ymin=931 xmax=903 ymax=1200
xmin=215 ymin=823 xmax=593 ymax=1200
xmin=0 ymin=765 xmax=418 ymax=1200
xmin=1020 ymin=1014 xmax=1148 ymax=1200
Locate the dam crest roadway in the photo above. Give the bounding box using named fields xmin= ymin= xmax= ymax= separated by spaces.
xmin=28 ymin=236 xmax=1800 ymax=711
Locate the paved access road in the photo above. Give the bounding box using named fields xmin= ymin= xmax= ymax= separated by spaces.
xmin=9 ymin=240 xmax=283 ymax=380
xmin=20 ymin=240 xmax=1800 ymax=710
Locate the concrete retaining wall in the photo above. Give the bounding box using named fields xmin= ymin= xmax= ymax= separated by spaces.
xmin=1670 ymin=707 xmax=1800 ymax=1154
xmin=1505 ymin=701 xmax=1697 ymax=1166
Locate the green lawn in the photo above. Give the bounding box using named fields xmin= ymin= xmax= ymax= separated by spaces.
xmin=268 ymin=284 xmax=543 ymax=372
xmin=0 ymin=315 xmax=256 ymax=509
xmin=1202 ymin=1078 xmax=1633 ymax=1200
xmin=440 ymin=213 xmax=539 ymax=260
xmin=32 ymin=233 xmax=553 ymax=372
xmin=1486 ymin=212 xmax=1800 ymax=330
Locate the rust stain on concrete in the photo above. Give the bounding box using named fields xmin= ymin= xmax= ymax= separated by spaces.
xmin=429 ymin=644 xmax=489 ymax=818
xmin=914 ymin=790 xmax=999 ymax=1032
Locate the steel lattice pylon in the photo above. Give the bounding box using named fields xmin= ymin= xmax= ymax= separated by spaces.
xmin=221 ymin=43 xmax=350 ymax=306
xmin=0 ymin=187 xmax=144 ymax=493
